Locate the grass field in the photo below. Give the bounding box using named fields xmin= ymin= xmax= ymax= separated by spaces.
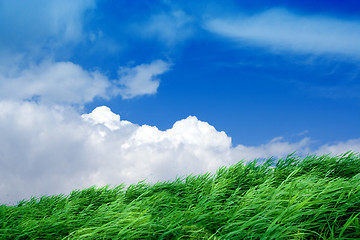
xmin=1 ymin=152 xmax=360 ymax=239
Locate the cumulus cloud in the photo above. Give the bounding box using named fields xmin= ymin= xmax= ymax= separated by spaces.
xmin=114 ymin=60 xmax=171 ymax=99
xmin=0 ymin=102 xmax=231 ymax=204
xmin=205 ymin=8 xmax=360 ymax=58
xmin=82 ymin=106 xmax=123 ymax=131
xmin=1 ymin=102 xmax=357 ymax=205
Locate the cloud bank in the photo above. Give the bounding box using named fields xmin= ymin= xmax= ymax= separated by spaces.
xmin=205 ymin=8 xmax=360 ymax=58
xmin=1 ymin=102 xmax=359 ymax=205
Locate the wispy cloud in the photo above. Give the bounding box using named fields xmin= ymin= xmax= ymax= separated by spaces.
xmin=205 ymin=8 xmax=360 ymax=58
xmin=135 ymin=10 xmax=195 ymax=46
xmin=1 ymin=103 xmax=358 ymax=204
xmin=114 ymin=60 xmax=171 ymax=99
xmin=0 ymin=0 xmax=96 ymax=56
xmin=231 ymin=136 xmax=312 ymax=161
xmin=316 ymin=139 xmax=360 ymax=155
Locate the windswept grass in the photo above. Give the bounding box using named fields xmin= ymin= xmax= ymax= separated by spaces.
xmin=1 ymin=152 xmax=360 ymax=239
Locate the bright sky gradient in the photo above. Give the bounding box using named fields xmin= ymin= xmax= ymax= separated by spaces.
xmin=1 ymin=0 xmax=360 ymax=204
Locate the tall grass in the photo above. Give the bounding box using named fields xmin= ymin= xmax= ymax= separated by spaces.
xmin=1 ymin=152 xmax=360 ymax=239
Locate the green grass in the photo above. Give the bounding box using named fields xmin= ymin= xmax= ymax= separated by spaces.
xmin=1 ymin=152 xmax=360 ymax=239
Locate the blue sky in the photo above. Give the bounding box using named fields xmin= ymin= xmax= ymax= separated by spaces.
xmin=84 ymin=0 xmax=360 ymax=146
xmin=0 ymin=0 xmax=360 ymax=204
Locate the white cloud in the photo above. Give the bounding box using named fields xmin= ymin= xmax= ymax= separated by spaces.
xmin=0 ymin=101 xmax=96 ymax=205
xmin=0 ymin=102 xmax=231 ymax=204
xmin=114 ymin=60 xmax=171 ymax=99
xmin=82 ymin=106 xmax=121 ymax=131
xmin=1 ymin=102 xmax=358 ymax=205
xmin=0 ymin=61 xmax=110 ymax=105
xmin=205 ymin=8 xmax=360 ymax=58
xmin=0 ymin=59 xmax=172 ymax=104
